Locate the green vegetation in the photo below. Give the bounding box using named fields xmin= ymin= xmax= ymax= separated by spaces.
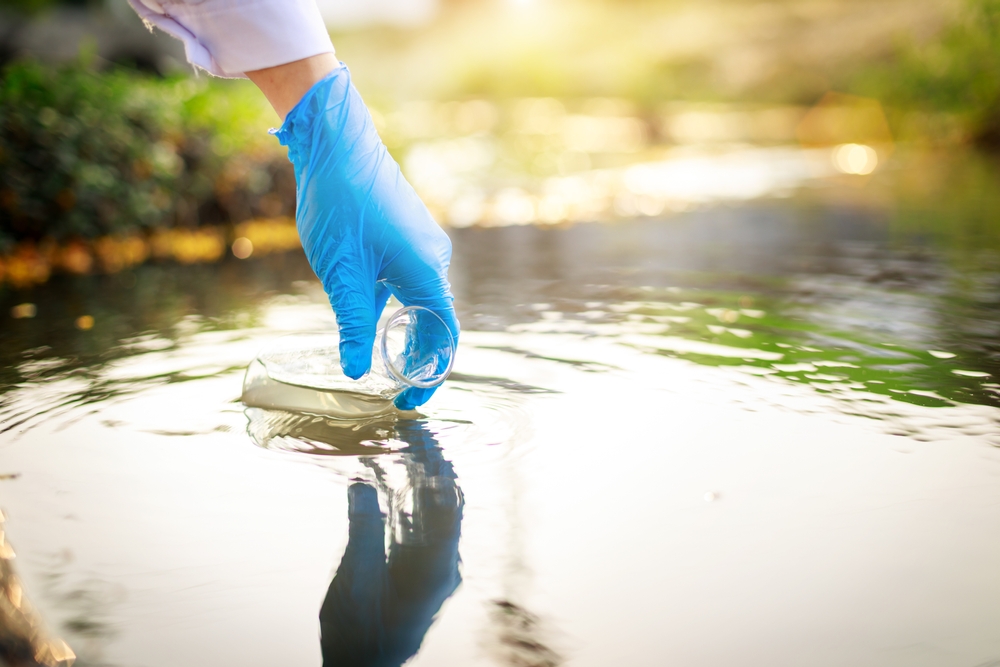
xmin=334 ymin=0 xmax=999 ymax=149
xmin=849 ymin=0 xmax=1000 ymax=147
xmin=2 ymin=0 xmax=60 ymax=15
xmin=0 ymin=59 xmax=289 ymax=252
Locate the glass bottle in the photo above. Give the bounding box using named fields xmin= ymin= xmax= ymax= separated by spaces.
xmin=242 ymin=306 xmax=456 ymax=418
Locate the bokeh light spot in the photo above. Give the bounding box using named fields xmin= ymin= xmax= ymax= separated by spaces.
xmin=11 ymin=303 xmax=36 ymax=319
xmin=832 ymin=143 xmax=878 ymax=175
xmin=232 ymin=237 xmax=254 ymax=259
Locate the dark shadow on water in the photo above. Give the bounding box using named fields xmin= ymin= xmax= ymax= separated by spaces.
xmin=319 ymin=420 xmax=463 ymax=667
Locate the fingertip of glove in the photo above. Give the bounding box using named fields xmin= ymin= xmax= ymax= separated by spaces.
xmin=394 ymin=386 xmax=435 ymax=411
xmin=339 ymin=340 xmax=372 ymax=380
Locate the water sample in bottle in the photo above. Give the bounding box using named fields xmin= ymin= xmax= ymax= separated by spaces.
xmin=242 ymin=306 xmax=456 ymax=418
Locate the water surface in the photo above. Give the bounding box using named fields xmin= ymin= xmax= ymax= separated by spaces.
xmin=2 ymin=153 xmax=1000 ymax=666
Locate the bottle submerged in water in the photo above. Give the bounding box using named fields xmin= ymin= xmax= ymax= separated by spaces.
xmin=242 ymin=306 xmax=456 ymax=418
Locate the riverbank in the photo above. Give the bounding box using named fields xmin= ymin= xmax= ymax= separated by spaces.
xmin=0 ymin=217 xmax=299 ymax=291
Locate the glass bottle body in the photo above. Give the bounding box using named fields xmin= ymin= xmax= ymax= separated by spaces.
xmin=242 ymin=306 xmax=455 ymax=418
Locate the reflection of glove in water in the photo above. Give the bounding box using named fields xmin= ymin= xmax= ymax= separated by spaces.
xmin=274 ymin=65 xmax=459 ymax=410
xmin=320 ymin=429 xmax=463 ymax=667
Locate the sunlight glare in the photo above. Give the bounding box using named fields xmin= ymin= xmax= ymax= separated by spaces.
xmin=832 ymin=143 xmax=878 ymax=175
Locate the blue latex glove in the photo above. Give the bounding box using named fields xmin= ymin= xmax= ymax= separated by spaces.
xmin=274 ymin=65 xmax=459 ymax=410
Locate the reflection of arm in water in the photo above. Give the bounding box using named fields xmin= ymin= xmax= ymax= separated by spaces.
xmin=320 ymin=425 xmax=463 ymax=667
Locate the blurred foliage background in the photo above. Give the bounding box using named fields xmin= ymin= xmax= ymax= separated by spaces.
xmin=0 ymin=0 xmax=999 ymax=280
xmin=0 ymin=59 xmax=291 ymax=247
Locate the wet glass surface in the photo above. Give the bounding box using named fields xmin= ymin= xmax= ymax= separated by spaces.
xmin=2 ymin=152 xmax=1000 ymax=666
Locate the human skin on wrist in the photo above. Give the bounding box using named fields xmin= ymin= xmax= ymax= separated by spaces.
xmin=246 ymin=52 xmax=340 ymax=120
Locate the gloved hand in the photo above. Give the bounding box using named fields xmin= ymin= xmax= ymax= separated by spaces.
xmin=274 ymin=64 xmax=459 ymax=410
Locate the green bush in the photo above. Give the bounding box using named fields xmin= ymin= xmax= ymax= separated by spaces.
xmin=850 ymin=0 xmax=1000 ymax=147
xmin=0 ymin=59 xmax=292 ymax=252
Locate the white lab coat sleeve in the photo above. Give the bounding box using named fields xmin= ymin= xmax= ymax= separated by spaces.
xmin=127 ymin=0 xmax=335 ymax=78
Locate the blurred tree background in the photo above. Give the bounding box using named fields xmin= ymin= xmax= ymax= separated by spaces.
xmin=0 ymin=0 xmax=997 ymax=279
xmin=0 ymin=60 xmax=292 ymax=243
xmin=330 ymin=0 xmax=995 ymax=144
xmin=850 ymin=0 xmax=1000 ymax=148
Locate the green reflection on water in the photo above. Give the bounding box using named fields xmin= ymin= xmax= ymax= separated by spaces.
xmin=619 ymin=286 xmax=997 ymax=409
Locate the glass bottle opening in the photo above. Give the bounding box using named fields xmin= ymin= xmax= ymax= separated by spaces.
xmin=381 ymin=306 xmax=457 ymax=389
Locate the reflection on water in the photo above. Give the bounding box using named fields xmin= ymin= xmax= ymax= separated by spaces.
xmin=246 ymin=408 xmax=399 ymax=456
xmin=0 ymin=512 xmax=75 ymax=667
xmin=446 ymin=195 xmax=1000 ymax=432
xmin=2 ymin=154 xmax=1000 ymax=665
xmin=319 ymin=421 xmax=462 ymax=667
xmin=483 ymin=600 xmax=562 ymax=667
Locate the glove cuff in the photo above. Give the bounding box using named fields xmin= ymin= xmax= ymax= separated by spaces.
xmin=271 ymin=62 xmax=350 ymax=168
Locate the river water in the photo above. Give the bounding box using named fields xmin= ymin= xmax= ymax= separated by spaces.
xmin=1 ymin=151 xmax=1000 ymax=666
